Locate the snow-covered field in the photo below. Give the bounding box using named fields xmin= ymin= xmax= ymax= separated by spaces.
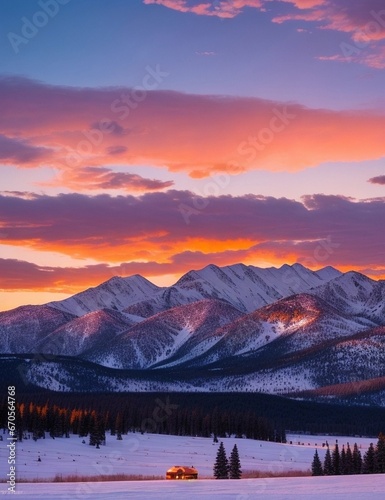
xmin=0 ymin=432 xmax=373 ymax=480
xmin=4 ymin=475 xmax=385 ymax=499
xmin=0 ymin=431 xmax=382 ymax=498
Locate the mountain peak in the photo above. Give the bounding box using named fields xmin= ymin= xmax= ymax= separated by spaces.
xmin=315 ymin=266 xmax=341 ymax=280
xmin=48 ymin=272 xmax=160 ymax=317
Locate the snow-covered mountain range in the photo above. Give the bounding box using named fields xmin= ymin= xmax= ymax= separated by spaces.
xmin=1 ymin=263 xmax=385 ymax=405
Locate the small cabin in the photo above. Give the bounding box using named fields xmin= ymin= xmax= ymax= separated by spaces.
xmin=166 ymin=465 xmax=198 ymax=480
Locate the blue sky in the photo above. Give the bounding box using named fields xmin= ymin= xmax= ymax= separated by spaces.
xmin=1 ymin=0 xmax=385 ymax=310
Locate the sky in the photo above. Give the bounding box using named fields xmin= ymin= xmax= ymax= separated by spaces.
xmin=0 ymin=0 xmax=385 ymax=310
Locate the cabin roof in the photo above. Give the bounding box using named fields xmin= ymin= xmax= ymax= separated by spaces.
xmin=166 ymin=466 xmax=198 ymax=474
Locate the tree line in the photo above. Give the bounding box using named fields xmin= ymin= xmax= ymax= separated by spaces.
xmin=2 ymin=388 xmax=385 ymax=437
xmin=311 ymin=433 xmax=385 ymax=476
xmin=0 ymin=397 xmax=285 ymax=444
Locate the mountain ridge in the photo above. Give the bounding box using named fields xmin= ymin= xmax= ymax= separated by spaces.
xmin=1 ymin=262 xmax=385 ymax=406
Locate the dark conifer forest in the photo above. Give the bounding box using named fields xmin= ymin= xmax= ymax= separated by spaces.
xmin=1 ymin=391 xmax=385 ymax=442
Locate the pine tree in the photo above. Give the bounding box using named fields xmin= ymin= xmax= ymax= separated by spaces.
xmin=340 ymin=445 xmax=347 ymax=475
xmin=229 ymin=444 xmax=242 ymax=479
xmin=323 ymin=446 xmax=333 ymax=475
xmin=362 ymin=443 xmax=376 ymax=474
xmin=331 ymin=443 xmax=340 ymax=475
xmin=115 ymin=413 xmax=123 ymax=440
xmin=311 ymin=449 xmax=323 ymax=476
xmin=345 ymin=443 xmax=353 ymax=475
xmin=79 ymin=411 xmax=90 ymax=437
xmin=352 ymin=443 xmax=362 ymax=474
xmin=213 ymin=441 xmax=229 ymax=479
xmin=375 ymin=433 xmax=385 ymax=473
xmin=89 ymin=413 xmax=106 ymax=448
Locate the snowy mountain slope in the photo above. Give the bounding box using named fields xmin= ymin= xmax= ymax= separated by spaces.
xmin=303 ymin=325 xmax=385 ymax=387
xmin=49 ymin=275 xmax=161 ymax=316
xmin=9 ymin=292 xmax=385 ymax=401
xmin=83 ymin=299 xmax=244 ymax=369
xmin=0 ymin=305 xmax=75 ymax=354
xmin=309 ymin=271 xmax=385 ymax=323
xmin=83 ymin=287 xmax=374 ymax=372
xmin=12 ymin=322 xmax=385 ymax=401
xmin=38 ymin=308 xmax=139 ymax=357
xmin=1 ymin=263 xmax=385 ymax=404
xmin=207 ymin=325 xmax=385 ymax=397
xmin=171 ymin=293 xmax=375 ymax=369
xmin=0 ymin=263 xmax=342 ymax=354
xmin=124 ymin=263 xmax=342 ymax=317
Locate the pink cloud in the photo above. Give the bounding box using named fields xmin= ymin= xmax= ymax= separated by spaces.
xmin=2 ymin=77 xmax=385 ymax=181
xmin=143 ymin=0 xmax=263 ymax=18
xmin=144 ymin=0 xmax=385 ymax=42
xmin=273 ymin=0 xmax=385 ymax=67
xmin=272 ymin=0 xmax=385 ymax=37
xmin=318 ymin=44 xmax=385 ymax=69
xmin=142 ymin=1 xmax=385 ymax=68
xmin=43 ymin=166 xmax=174 ymax=192
xmin=279 ymin=0 xmax=324 ymax=7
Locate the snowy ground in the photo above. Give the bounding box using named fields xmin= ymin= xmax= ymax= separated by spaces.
xmin=4 ymin=475 xmax=385 ymax=499
xmin=0 ymin=432 xmax=373 ymax=481
xmin=0 ymin=431 xmax=380 ymax=498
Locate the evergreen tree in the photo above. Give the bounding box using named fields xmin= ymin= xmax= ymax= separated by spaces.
xmin=311 ymin=449 xmax=323 ymax=476
xmin=331 ymin=443 xmax=340 ymax=475
xmin=340 ymin=445 xmax=347 ymax=475
xmin=89 ymin=413 xmax=106 ymax=448
xmin=79 ymin=412 xmax=90 ymax=437
xmin=362 ymin=443 xmax=376 ymax=474
xmin=114 ymin=413 xmax=123 ymax=440
xmin=345 ymin=443 xmax=353 ymax=475
xmin=229 ymin=444 xmax=242 ymax=479
xmin=323 ymin=446 xmax=333 ymax=475
xmin=48 ymin=411 xmax=59 ymax=439
xmin=352 ymin=443 xmax=362 ymax=474
xmin=375 ymin=433 xmax=385 ymax=473
xmin=213 ymin=441 xmax=229 ymax=479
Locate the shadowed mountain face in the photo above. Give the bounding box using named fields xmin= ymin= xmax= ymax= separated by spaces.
xmin=2 ymin=263 xmax=385 ymax=406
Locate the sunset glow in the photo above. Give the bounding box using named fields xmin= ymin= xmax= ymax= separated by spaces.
xmin=1 ymin=0 xmax=385 ymax=310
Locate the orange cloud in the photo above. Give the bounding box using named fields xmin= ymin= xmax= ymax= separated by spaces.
xmin=44 ymin=166 xmax=174 ymax=193
xmin=0 ymin=191 xmax=385 ymax=295
xmin=2 ymin=78 xmax=385 ymax=181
